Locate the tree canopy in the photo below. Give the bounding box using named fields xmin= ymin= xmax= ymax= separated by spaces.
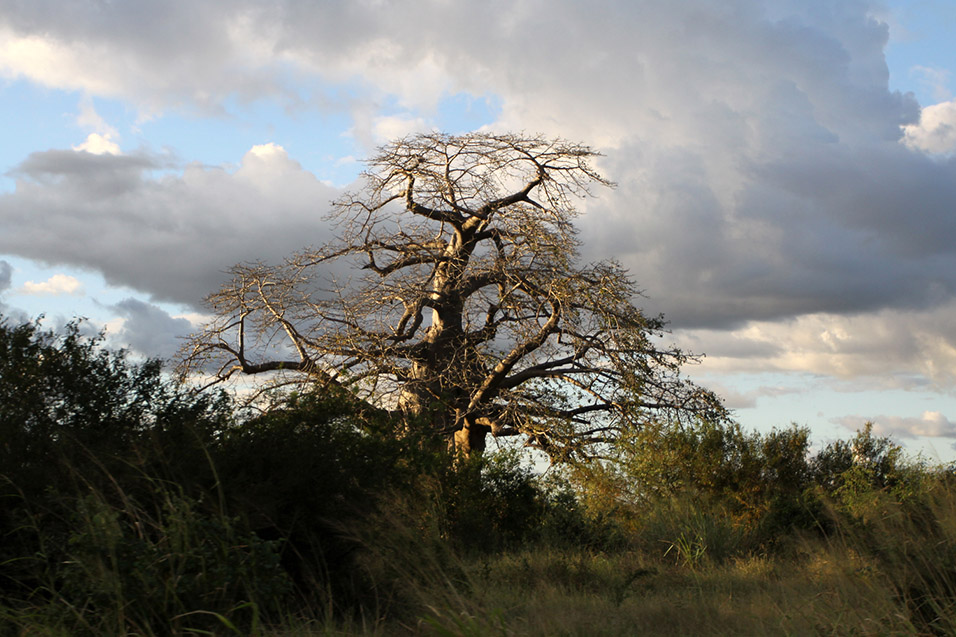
xmin=182 ymin=132 xmax=725 ymax=458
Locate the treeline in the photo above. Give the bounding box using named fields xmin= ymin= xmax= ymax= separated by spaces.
xmin=2 ymin=317 xmax=955 ymax=635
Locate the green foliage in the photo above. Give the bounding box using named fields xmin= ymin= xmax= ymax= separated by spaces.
xmin=0 ymin=316 xmax=406 ymax=632
xmin=580 ymin=418 xmax=820 ymax=551
xmin=813 ymin=422 xmax=928 ymax=514
xmin=438 ymin=449 xmax=544 ymax=552
xmin=812 ymin=477 xmax=956 ymax=634
xmin=537 ymin=476 xmax=627 ymax=551
xmin=207 ymin=387 xmax=411 ymax=613
xmin=641 ymin=496 xmax=750 ymax=567
xmin=0 ymin=318 xmax=233 ymax=610
xmin=372 ymin=447 xmax=550 ymax=556
xmin=6 ymin=313 xmax=956 ymax=634
xmin=421 ymin=448 xmax=628 ymax=554
xmin=55 ymin=490 xmax=289 ymax=635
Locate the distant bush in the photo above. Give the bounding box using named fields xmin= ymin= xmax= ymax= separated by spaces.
xmin=566 ymin=418 xmax=823 ymax=554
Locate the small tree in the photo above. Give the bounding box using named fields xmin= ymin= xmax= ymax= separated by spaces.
xmin=182 ymin=133 xmax=724 ymax=458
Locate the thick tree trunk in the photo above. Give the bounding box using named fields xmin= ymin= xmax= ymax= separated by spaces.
xmin=400 ymin=236 xmax=492 ymax=456
xmin=453 ymin=419 xmax=490 ymax=456
xmin=399 ymin=377 xmax=487 ymax=456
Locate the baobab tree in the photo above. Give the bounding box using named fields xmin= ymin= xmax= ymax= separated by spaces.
xmin=181 ymin=132 xmax=724 ymax=459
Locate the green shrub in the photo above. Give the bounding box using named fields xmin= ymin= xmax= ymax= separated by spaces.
xmin=538 ymin=477 xmax=627 ymax=551
xmin=0 ymin=316 xmax=413 ymax=630
xmin=577 ymin=418 xmax=821 ymax=552
xmin=0 ymin=317 xmax=233 ymax=610
xmin=206 ymin=388 xmax=410 ymax=613
xmin=404 ymin=448 xmax=546 ymax=554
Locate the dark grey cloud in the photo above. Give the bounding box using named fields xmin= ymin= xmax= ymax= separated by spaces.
xmin=0 ymin=145 xmax=341 ymax=306
xmin=591 ymin=143 xmax=956 ymax=329
xmin=0 ymin=259 xmax=28 ymax=323
xmin=0 ymin=259 xmax=10 ymax=292
xmin=109 ymin=297 xmax=194 ymax=360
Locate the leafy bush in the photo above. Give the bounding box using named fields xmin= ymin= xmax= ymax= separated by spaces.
xmin=0 ymin=317 xmax=412 ymax=631
xmin=0 ymin=318 xmax=231 ymax=607
xmin=576 ymin=418 xmax=821 ymax=551
xmin=637 ymin=494 xmax=750 ymax=567
xmin=207 ymin=388 xmax=410 ymax=611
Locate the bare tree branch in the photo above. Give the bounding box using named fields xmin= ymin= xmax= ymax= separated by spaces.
xmin=180 ymin=132 xmax=726 ymax=460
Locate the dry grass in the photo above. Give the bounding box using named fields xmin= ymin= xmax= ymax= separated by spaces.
xmin=283 ymin=483 xmax=956 ymax=636
xmin=435 ymin=545 xmax=906 ymax=636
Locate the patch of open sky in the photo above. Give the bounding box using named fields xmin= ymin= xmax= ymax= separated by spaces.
xmin=106 ymin=80 xmax=499 ymax=187
xmin=133 ymin=84 xmax=369 ymax=185
xmin=435 ymin=92 xmax=503 ymax=134
xmin=706 ymin=370 xmax=956 ymax=462
xmin=885 ymin=0 xmax=956 ymax=105
xmin=0 ymin=81 xmax=82 ymax=191
xmin=2 ymin=256 xmax=146 ymax=326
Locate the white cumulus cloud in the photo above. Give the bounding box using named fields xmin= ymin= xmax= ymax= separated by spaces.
xmin=684 ymin=301 xmax=956 ymax=389
xmin=902 ymin=100 xmax=956 ymax=154
xmin=18 ymin=274 xmax=85 ymax=296
xmin=72 ymin=133 xmax=122 ymax=156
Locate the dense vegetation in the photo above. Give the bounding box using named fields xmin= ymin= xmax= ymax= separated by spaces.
xmin=3 ymin=316 xmax=956 ymax=635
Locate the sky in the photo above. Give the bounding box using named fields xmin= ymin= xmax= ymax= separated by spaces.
xmin=2 ymin=0 xmax=956 ymax=461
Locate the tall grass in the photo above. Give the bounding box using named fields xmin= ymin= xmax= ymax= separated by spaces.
xmin=2 ymin=465 xmax=292 ymax=636
xmin=5 ymin=318 xmax=956 ymax=635
xmin=6 ymin=448 xmax=956 ymax=635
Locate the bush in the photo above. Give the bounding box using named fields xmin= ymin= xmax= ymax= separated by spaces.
xmin=0 ymin=316 xmax=413 ymax=631
xmin=207 ymin=388 xmax=410 ymax=610
xmin=400 ymin=448 xmax=546 ymax=553
xmin=579 ymin=418 xmax=821 ymax=551
xmin=0 ymin=318 xmax=232 ymax=609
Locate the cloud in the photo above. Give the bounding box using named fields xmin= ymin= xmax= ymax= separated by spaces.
xmin=0 ymin=143 xmax=340 ymax=306
xmin=73 ymin=133 xmax=122 ymax=156
xmin=0 ymin=4 xmax=283 ymax=116
xmin=694 ymin=381 xmax=807 ymax=411
xmin=837 ymin=411 xmax=956 ymax=439
xmin=371 ymin=114 xmax=431 ymax=145
xmin=76 ymin=94 xmax=119 ymax=136
xmin=1 ymin=0 xmax=956 ymax=392
xmin=109 ymin=298 xmax=196 ymax=360
xmin=0 ymin=260 xmax=10 ymax=293
xmin=902 ymin=99 xmax=956 ymax=154
xmin=0 ymin=260 xmax=13 ymax=319
xmin=685 ymin=301 xmax=956 ymax=388
xmin=0 ymin=259 xmax=28 ymax=323
xmin=17 ymin=273 xmax=84 ymax=296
